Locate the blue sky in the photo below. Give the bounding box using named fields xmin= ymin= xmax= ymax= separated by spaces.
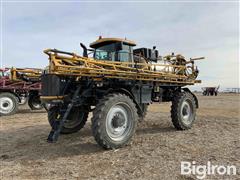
xmin=0 ymin=1 xmax=239 ymax=90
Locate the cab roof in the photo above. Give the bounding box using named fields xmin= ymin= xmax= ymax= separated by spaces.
xmin=90 ymin=37 xmax=136 ymax=48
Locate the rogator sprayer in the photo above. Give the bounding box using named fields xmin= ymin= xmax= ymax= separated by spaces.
xmin=41 ymin=37 xmax=204 ymax=149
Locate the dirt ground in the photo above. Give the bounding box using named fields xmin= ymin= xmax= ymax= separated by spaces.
xmin=1 ymin=93 xmax=239 ymax=179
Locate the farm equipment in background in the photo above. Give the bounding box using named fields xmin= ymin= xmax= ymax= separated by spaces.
xmin=41 ymin=37 xmax=204 ymax=149
xmin=202 ymin=86 xmax=219 ymax=96
xmin=0 ymin=67 xmax=44 ymax=116
xmin=224 ymin=88 xmax=240 ymax=93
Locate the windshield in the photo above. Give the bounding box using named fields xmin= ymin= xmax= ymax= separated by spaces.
xmin=95 ymin=50 xmax=113 ymax=61
xmin=94 ymin=43 xmax=115 ymax=61
xmin=94 ymin=43 xmax=133 ymax=62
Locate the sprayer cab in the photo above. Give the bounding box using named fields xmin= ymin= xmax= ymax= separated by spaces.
xmin=88 ymin=37 xmax=136 ymax=62
xmin=82 ymin=37 xmax=159 ymax=64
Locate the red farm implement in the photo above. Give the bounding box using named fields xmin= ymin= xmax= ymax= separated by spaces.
xmin=202 ymin=86 xmax=220 ymax=96
xmin=0 ymin=68 xmax=43 ymax=116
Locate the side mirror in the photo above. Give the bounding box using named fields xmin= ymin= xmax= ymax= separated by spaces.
xmin=80 ymin=43 xmax=88 ymax=58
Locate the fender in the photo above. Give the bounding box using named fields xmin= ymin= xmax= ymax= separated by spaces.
xmin=182 ymin=88 xmax=199 ymax=108
xmin=0 ymin=90 xmax=21 ymax=103
xmin=106 ymin=88 xmax=143 ymax=114
xmin=107 ymin=88 xmax=135 ymax=102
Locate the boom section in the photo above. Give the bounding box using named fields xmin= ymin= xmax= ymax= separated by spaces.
xmin=44 ymin=49 xmax=201 ymax=85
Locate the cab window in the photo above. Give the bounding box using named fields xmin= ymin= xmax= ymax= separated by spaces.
xmin=94 ymin=43 xmax=115 ymax=61
xmin=94 ymin=42 xmax=133 ymax=62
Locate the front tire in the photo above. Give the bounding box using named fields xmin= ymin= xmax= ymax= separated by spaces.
xmin=0 ymin=92 xmax=18 ymax=116
xmin=171 ymin=92 xmax=196 ymax=130
xmin=92 ymin=93 xmax=138 ymax=149
xmin=48 ymin=106 xmax=88 ymax=134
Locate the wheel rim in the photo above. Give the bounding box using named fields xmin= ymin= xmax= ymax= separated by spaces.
xmin=0 ymin=97 xmax=15 ymax=114
xmin=180 ymin=99 xmax=193 ymax=125
xmin=106 ymin=103 xmax=133 ymax=141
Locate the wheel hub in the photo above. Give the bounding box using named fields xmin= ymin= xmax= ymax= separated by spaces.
xmin=3 ymin=102 xmax=9 ymax=108
xmin=112 ymin=113 xmax=125 ymax=128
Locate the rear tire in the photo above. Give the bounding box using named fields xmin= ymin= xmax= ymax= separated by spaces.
xmin=0 ymin=92 xmax=18 ymax=116
xmin=28 ymin=94 xmax=43 ymax=110
xmin=48 ymin=106 xmax=88 ymax=134
xmin=171 ymin=92 xmax=196 ymax=130
xmin=92 ymin=93 xmax=138 ymax=149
